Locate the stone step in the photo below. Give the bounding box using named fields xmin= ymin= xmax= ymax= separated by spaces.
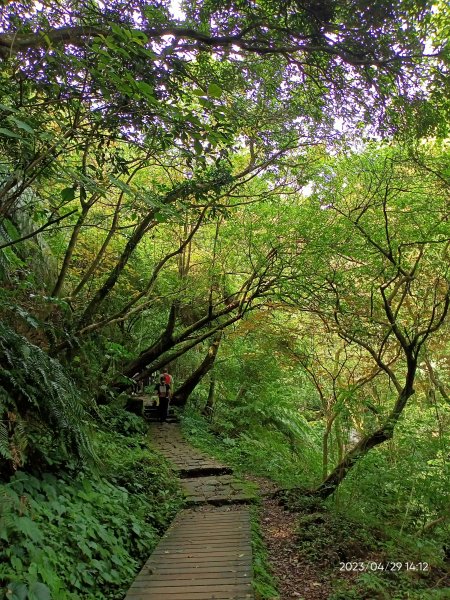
xmin=181 ymin=475 xmax=258 ymax=507
xmin=179 ymin=465 xmax=233 ymax=478
xmin=148 ymin=423 xmax=232 ymax=476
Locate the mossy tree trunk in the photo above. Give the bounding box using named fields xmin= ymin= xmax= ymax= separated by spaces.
xmin=172 ymin=333 xmax=222 ymax=406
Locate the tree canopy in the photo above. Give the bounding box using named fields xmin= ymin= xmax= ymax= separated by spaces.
xmin=0 ymin=1 xmax=449 ymax=598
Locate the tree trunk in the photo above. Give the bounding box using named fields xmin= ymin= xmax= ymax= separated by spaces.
xmin=314 ymin=357 xmax=417 ymax=499
xmin=77 ymin=175 xmax=231 ymax=328
xmin=78 ymin=210 xmax=156 ymax=327
xmin=203 ymin=374 xmax=216 ymax=421
xmin=51 ymin=200 xmax=91 ymax=298
xmin=322 ymin=411 xmax=338 ymax=480
xmin=121 ymin=300 xmax=239 ymax=380
xmin=111 ymin=312 xmax=241 ymax=397
xmin=172 ymin=333 xmax=222 ymax=406
xmin=70 ymin=204 xmax=120 ymax=298
xmin=424 ymin=356 xmax=449 ymax=404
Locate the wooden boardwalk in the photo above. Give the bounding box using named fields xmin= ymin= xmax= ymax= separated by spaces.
xmin=125 ymin=508 xmax=254 ymax=600
xmin=124 ymin=423 xmax=256 ymax=600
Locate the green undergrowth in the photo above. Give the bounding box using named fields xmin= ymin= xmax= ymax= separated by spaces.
xmin=181 ymin=409 xmax=449 ymax=599
xmin=250 ymin=507 xmax=280 ymax=600
xmin=0 ymin=407 xmax=183 ymax=600
xmin=180 ymin=407 xmax=316 ymax=488
xmin=282 ymin=476 xmax=447 ymax=598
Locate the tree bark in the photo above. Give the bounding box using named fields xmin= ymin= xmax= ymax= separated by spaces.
xmin=424 ymin=356 xmax=449 ymax=404
xmin=171 ymin=333 xmax=222 ymax=406
xmin=105 ymin=311 xmax=243 ymax=401
xmin=314 ymin=356 xmax=417 ymax=499
xmin=76 ymin=175 xmax=232 ymax=328
xmin=121 ymin=299 xmax=239 ymax=380
xmin=203 ymin=374 xmax=216 ymax=421
xmin=0 ymin=23 xmax=421 ymax=68
xmin=77 ymin=209 xmax=157 ymax=328
xmin=322 ymin=410 xmax=338 ymax=480
xmin=51 ymin=201 xmax=91 ymax=298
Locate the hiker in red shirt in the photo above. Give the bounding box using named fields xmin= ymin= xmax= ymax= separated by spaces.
xmin=161 ymin=367 xmax=172 ymax=387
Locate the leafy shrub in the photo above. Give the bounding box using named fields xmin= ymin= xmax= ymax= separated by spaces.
xmin=250 ymin=508 xmax=279 ymax=600
xmin=97 ymin=404 xmax=147 ymax=437
xmin=181 ymin=408 xmax=318 ymax=487
xmin=95 ymin=429 xmax=182 ymax=531
xmin=0 ymin=458 xmax=181 ymax=600
xmin=0 ymin=321 xmax=95 ymax=475
xmin=0 ymin=407 xmax=183 ymax=600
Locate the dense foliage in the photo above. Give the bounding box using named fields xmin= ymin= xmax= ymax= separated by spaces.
xmin=0 ymin=0 xmax=449 ymax=598
xmin=1 ymin=407 xmax=182 ymax=599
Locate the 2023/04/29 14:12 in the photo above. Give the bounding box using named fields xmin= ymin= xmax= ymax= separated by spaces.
xmin=339 ymin=562 xmax=429 ymax=572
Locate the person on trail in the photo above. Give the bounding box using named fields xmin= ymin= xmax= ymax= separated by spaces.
xmin=155 ymin=375 xmax=171 ymax=422
xmin=161 ymin=367 xmax=173 ymax=386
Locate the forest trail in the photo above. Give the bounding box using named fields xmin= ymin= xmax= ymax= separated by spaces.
xmin=124 ymin=422 xmax=257 ymax=600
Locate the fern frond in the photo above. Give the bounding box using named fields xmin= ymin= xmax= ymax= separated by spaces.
xmin=0 ymin=321 xmax=98 ymax=470
xmin=0 ymin=419 xmax=11 ymax=460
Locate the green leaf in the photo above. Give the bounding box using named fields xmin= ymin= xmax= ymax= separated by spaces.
xmin=136 ymin=81 xmax=158 ymax=104
xmin=15 ymin=516 xmax=43 ymax=542
xmin=0 ymin=128 xmax=21 ymax=139
xmin=9 ymin=117 xmax=34 ymax=134
xmin=198 ymin=97 xmax=214 ymax=109
xmin=207 ymin=83 xmax=222 ymax=98
xmin=11 ymin=556 xmax=23 ymax=572
xmin=110 ymin=22 xmax=124 ymax=37
xmin=130 ymin=30 xmax=148 ymax=45
xmin=60 ymin=187 xmax=75 ymax=202
xmin=5 ymin=582 xmax=27 ymax=600
xmin=108 ymin=175 xmax=132 ymax=194
xmin=28 ymin=582 xmax=51 ymax=600
xmin=0 ymin=103 xmax=18 ymax=113
xmin=194 ymin=139 xmax=203 ymax=154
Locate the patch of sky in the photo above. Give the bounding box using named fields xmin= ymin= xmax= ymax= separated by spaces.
xmin=169 ymin=0 xmax=186 ymax=19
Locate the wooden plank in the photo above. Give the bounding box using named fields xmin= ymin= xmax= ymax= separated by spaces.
xmin=125 ymin=590 xmax=255 ymax=600
xmin=173 ymin=513 xmax=249 ymax=520
xmin=131 ymin=576 xmax=250 ymax=589
xmin=145 ymin=554 xmax=251 ymax=563
xmin=145 ymin=557 xmax=251 ymax=566
xmin=134 ymin=570 xmax=251 ymax=579
xmin=150 ymin=553 xmax=251 ymax=561
xmin=151 ymin=537 xmax=250 ymax=547
xmin=155 ymin=544 xmax=249 ymax=552
xmin=129 ymin=584 xmax=252 ymax=593
xmin=168 ymin=519 xmax=249 ymax=526
xmin=169 ymin=519 xmax=249 ymax=527
xmin=136 ymin=564 xmax=252 ymax=581
xmin=159 ymin=533 xmax=249 ymax=540
xmin=166 ymin=524 xmax=249 ymax=532
xmin=125 ymin=507 xmax=254 ymax=599
xmin=157 ymin=540 xmax=249 ymax=549
xmin=152 ymin=545 xmax=251 ymax=553
xmin=174 ymin=510 xmax=247 ymax=515
xmin=140 ymin=566 xmax=251 ymax=576
xmin=159 ymin=532 xmax=249 ymax=540
xmin=126 ymin=590 xmax=253 ymax=600
xmin=135 ymin=572 xmax=251 ymax=579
